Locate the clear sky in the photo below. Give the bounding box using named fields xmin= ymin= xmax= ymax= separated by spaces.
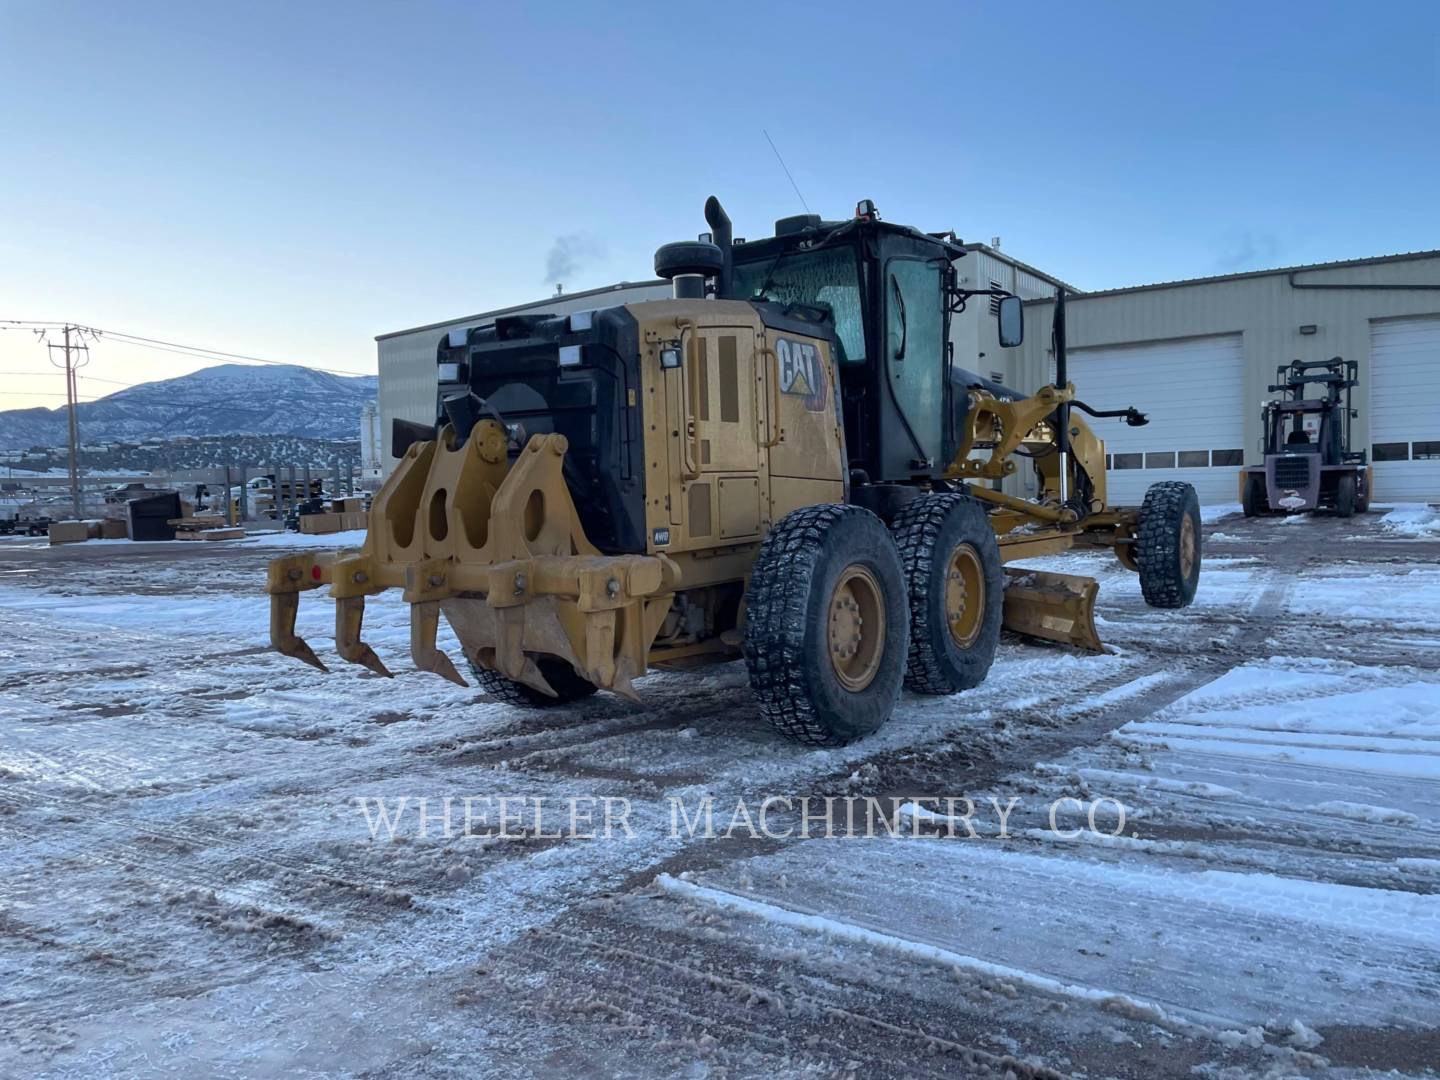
xmin=2 ymin=0 xmax=1436 ymax=412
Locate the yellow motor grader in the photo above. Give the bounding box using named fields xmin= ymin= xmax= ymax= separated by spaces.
xmin=268 ymin=197 xmax=1200 ymax=745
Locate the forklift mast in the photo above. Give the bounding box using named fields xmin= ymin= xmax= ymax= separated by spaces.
xmin=1263 ymin=356 xmax=1363 ymax=466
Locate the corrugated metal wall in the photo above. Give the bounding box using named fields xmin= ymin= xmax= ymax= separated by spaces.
xmin=952 ymin=249 xmax=1059 ymax=394
xmin=1016 ymin=255 xmax=1440 ymax=495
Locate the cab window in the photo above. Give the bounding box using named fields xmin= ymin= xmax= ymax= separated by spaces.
xmin=885 ymin=257 xmax=946 ymax=461
xmin=732 ymin=246 xmax=867 ymax=364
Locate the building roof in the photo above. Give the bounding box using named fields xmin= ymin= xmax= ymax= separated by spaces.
xmin=1023 ymin=248 xmax=1440 ymax=304
xmin=959 ymin=242 xmax=1080 ymax=294
xmin=375 ymin=279 xmax=668 ymax=342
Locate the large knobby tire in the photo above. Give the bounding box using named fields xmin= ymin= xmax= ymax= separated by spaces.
xmin=467 ymin=655 xmax=598 ymax=707
xmin=889 ymin=493 xmax=1004 ymax=695
xmin=1241 ymin=473 xmax=1267 ymax=518
xmin=1334 ymin=472 xmax=1357 ymax=518
xmin=1136 ymin=481 xmax=1201 ymax=609
xmin=1355 ymin=471 xmax=1371 ymax=514
xmin=744 ymin=504 xmax=908 ymax=746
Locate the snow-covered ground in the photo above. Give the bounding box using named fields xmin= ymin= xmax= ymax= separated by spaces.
xmin=1 ymin=512 xmax=1437 ymax=1077
xmin=1377 ymin=503 xmax=1440 ymax=539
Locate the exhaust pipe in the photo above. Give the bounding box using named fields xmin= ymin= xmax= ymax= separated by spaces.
xmin=704 ymin=196 xmax=733 ymax=298
xmin=672 ymin=274 xmax=705 ymax=300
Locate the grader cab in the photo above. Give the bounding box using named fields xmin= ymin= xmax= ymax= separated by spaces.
xmin=268 ymin=197 xmax=1201 ymax=745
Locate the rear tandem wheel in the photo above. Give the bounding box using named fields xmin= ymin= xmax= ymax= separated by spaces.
xmin=889 ymin=493 xmax=1004 ymax=695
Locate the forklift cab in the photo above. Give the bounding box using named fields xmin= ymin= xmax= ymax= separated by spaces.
xmin=724 ymin=200 xmax=1023 ymax=484
xmin=1271 ymin=404 xmax=1323 ymax=452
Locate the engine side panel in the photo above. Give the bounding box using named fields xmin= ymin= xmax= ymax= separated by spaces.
xmin=629 ymin=299 xmax=845 ymax=590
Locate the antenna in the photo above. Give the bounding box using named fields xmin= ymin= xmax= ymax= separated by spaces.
xmin=762 ymin=129 xmax=811 ymax=213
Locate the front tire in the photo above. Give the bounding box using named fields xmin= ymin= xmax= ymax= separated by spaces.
xmin=1241 ymin=473 xmax=1268 ymax=518
xmin=744 ymin=504 xmax=908 ymax=746
xmin=467 ymin=655 xmax=598 ymax=707
xmin=1334 ymin=472 xmax=1356 ymax=518
xmin=889 ymin=494 xmax=1004 ymax=695
xmin=1137 ymin=482 xmax=1201 ymax=609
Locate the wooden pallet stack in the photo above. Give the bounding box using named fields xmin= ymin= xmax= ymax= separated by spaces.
xmin=169 ymin=515 xmax=246 ymax=541
xmin=298 ymin=497 xmax=367 ymax=535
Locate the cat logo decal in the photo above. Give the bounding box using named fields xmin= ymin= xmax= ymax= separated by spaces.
xmin=775 ymin=338 xmax=828 ymax=412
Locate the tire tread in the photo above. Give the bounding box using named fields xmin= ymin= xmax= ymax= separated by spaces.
xmin=889 ymin=493 xmax=1002 ymax=694
xmin=744 ymin=503 xmax=901 ymax=746
xmin=466 ymin=658 xmax=597 ymax=707
xmin=1137 ymin=481 xmax=1200 ymax=609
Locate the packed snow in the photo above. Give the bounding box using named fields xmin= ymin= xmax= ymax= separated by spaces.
xmin=1379 ymin=502 xmax=1440 ymax=538
xmin=1199 ymin=502 xmax=1242 ymax=524
xmin=1 ymin=511 xmax=1437 ymax=1077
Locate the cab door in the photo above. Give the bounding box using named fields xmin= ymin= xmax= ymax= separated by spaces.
xmin=882 ymin=255 xmax=948 ymax=475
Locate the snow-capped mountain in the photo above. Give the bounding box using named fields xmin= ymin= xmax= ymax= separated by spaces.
xmin=0 ymin=364 xmax=378 ymax=450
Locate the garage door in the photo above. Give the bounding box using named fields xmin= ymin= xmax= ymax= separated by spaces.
xmin=1066 ymin=334 xmax=1246 ymax=505
xmin=1370 ymin=316 xmax=1440 ymax=502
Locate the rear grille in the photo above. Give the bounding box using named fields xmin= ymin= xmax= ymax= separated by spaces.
xmin=1273 ymin=456 xmax=1311 ymax=488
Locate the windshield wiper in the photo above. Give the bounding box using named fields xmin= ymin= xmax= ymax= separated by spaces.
xmin=751 ymin=247 xmax=793 ymax=301
xmin=748 ymin=221 xmax=859 ymax=301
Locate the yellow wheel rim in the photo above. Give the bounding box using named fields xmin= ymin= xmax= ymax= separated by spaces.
xmin=945 ymin=542 xmax=986 ymax=650
xmin=828 ymin=564 xmax=885 ymax=692
xmin=1180 ymin=514 xmax=1196 ymax=579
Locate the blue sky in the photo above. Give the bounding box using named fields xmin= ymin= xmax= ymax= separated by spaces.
xmin=1 ymin=0 xmax=1436 ymax=411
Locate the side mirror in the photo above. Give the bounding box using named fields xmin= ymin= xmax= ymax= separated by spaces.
xmin=997 ymin=294 xmax=1023 ymax=348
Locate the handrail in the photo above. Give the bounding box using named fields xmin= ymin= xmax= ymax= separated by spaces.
xmin=759 ymin=346 xmax=784 ymax=448
xmin=674 ymin=319 xmax=702 ymax=480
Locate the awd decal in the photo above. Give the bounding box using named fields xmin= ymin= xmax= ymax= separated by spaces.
xmin=775 ymin=338 xmax=829 ymax=412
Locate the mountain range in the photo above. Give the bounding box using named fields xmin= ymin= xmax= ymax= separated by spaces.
xmin=0 ymin=364 xmax=378 ymax=451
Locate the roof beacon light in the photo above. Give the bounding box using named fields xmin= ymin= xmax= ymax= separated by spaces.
xmin=855 ymin=199 xmax=879 ymax=221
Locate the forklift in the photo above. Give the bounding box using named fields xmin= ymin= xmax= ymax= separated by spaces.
xmin=1241 ymin=357 xmax=1370 ymax=517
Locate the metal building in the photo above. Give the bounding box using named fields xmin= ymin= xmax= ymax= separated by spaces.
xmin=1014 ymin=251 xmax=1440 ymax=504
xmin=952 ymin=243 xmax=1071 ymax=387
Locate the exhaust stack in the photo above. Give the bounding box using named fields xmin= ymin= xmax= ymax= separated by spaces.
xmin=704 ymin=196 xmax=733 ymax=297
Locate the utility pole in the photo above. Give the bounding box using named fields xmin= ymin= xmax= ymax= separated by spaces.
xmin=46 ymin=325 xmax=90 ymax=518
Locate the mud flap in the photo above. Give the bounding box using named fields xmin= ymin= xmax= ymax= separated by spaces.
xmin=1001 ymin=568 xmax=1104 ymax=653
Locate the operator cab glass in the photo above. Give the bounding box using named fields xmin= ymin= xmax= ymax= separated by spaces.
xmin=732 ymin=246 xmax=867 ymax=365
xmin=730 ymin=223 xmax=957 ymax=477
xmin=885 ymin=256 xmax=948 ymax=466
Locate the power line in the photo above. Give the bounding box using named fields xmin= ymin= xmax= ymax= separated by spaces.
xmin=0 ymin=319 xmax=373 ymax=378
xmin=0 ymin=371 xmax=136 ymax=386
xmin=0 ymin=390 xmax=105 ymax=399
xmin=93 ymin=333 xmax=365 ymax=375
xmin=92 ymin=328 xmax=369 ymax=377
